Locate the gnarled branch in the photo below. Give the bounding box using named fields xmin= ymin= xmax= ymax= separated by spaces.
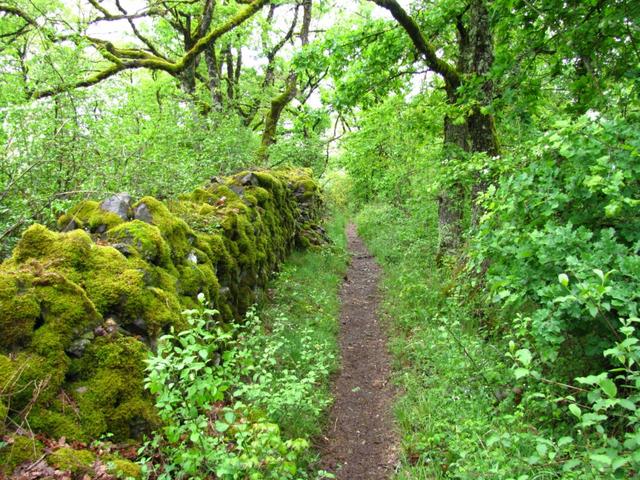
xmin=369 ymin=0 xmax=460 ymax=91
xmin=33 ymin=0 xmax=269 ymax=99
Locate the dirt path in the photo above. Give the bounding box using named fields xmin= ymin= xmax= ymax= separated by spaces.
xmin=319 ymin=224 xmax=398 ymax=479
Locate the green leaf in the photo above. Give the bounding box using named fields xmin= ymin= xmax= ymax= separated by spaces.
xmin=515 ymin=348 xmax=532 ymax=367
xmin=612 ymin=456 xmax=628 ymax=471
xmin=557 ymin=436 xmax=574 ymax=447
xmin=589 ymin=453 xmax=613 ymax=466
xmin=215 ymin=421 xmax=229 ymax=433
xmin=563 ymin=459 xmax=581 ymax=471
xmin=558 ymin=273 xmax=569 ymax=287
xmin=605 ymin=203 xmax=620 ymax=217
xmin=593 ymin=268 xmax=605 ymax=282
xmin=514 ymin=367 xmax=530 ymax=379
xmin=536 ymin=443 xmax=548 ymax=458
xmin=599 ymin=378 xmax=617 ymax=398
xmin=569 ymin=404 xmax=582 ymax=418
xmin=618 ymin=399 xmax=636 ymax=411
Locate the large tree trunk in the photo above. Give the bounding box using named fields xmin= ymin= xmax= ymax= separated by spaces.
xmin=438 ymin=114 xmax=467 ymax=253
xmin=204 ymin=46 xmax=223 ymax=108
xmin=467 ymin=0 xmax=499 ymax=226
xmin=438 ymin=0 xmax=498 ymax=254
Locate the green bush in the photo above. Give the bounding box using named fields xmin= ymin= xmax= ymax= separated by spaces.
xmin=140 ymin=296 xmax=334 ymax=479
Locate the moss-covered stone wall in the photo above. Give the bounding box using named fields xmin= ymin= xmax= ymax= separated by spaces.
xmin=0 ymin=168 xmax=324 ymax=469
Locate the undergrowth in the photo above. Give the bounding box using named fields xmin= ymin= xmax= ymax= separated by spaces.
xmin=139 ymin=211 xmax=348 ymax=479
xmin=358 ymin=200 xmax=640 ymax=479
xmin=356 ymin=204 xmax=550 ymax=479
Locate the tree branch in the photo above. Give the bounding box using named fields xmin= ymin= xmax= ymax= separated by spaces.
xmin=369 ymin=0 xmax=460 ymax=90
xmin=32 ymin=0 xmax=269 ymax=99
xmin=0 ymin=4 xmax=38 ymax=27
xmin=114 ymin=0 xmax=167 ymax=60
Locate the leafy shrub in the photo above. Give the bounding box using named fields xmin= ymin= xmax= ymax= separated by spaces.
xmin=470 ymin=112 xmax=640 ymax=478
xmin=140 ymin=296 xmax=310 ymax=479
xmin=141 ymin=277 xmax=340 ymax=479
xmin=475 ymin=112 xmax=640 ymax=363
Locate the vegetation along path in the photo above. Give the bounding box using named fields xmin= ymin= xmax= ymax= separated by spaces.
xmin=319 ymin=223 xmax=398 ymax=479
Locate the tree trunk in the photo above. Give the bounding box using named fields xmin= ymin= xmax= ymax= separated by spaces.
xmin=466 ymin=0 xmax=499 ymax=224
xmin=257 ymin=76 xmax=297 ymax=162
xmin=438 ymin=0 xmax=498 ymax=254
xmin=205 ymin=46 xmax=223 ymax=108
xmin=438 ymin=114 xmax=467 ymax=253
xmin=257 ymin=0 xmax=312 ymax=162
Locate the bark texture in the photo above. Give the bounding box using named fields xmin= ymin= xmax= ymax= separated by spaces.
xmin=371 ymin=0 xmax=499 ymax=253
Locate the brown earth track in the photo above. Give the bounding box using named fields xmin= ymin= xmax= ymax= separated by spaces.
xmin=318 ymin=223 xmax=398 ymax=479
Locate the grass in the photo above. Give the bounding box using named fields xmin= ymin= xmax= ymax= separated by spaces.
xmin=356 ymin=203 xmax=531 ymax=479
xmin=137 ymin=209 xmax=349 ymax=480
xmin=254 ymin=208 xmax=349 ymax=455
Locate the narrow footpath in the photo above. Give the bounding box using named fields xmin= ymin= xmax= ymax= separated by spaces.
xmin=319 ymin=224 xmax=398 ymax=479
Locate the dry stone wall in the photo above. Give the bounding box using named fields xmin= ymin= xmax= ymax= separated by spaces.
xmin=0 ymin=168 xmax=324 ymax=452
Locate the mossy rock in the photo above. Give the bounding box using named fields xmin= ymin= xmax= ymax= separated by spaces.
xmin=133 ymin=196 xmax=194 ymax=262
xmin=0 ymin=272 xmax=40 ymax=350
xmin=30 ymin=271 xmax=102 ymax=357
xmin=0 ymin=435 xmax=44 ymax=474
xmin=71 ymin=336 xmax=159 ymax=440
xmin=107 ymin=458 xmax=142 ymax=479
xmin=0 ymin=351 xmax=67 ymax=413
xmin=48 ymin=446 xmax=96 ymax=474
xmin=0 ymin=168 xmax=323 ymax=445
xmin=107 ymin=220 xmax=171 ymax=267
xmin=57 ymin=200 xmax=124 ymax=233
xmin=28 ymin=408 xmax=84 ymax=440
xmin=0 ymin=399 xmax=7 ymax=434
xmin=11 ymin=225 xmax=94 ymax=271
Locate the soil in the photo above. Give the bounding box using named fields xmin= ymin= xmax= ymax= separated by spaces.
xmin=318 ymin=224 xmax=398 ymax=479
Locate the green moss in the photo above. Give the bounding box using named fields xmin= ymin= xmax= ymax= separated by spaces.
xmin=107 ymin=220 xmax=171 ymax=267
xmin=81 ymin=245 xmax=143 ymax=313
xmin=133 ymin=197 xmax=193 ymax=262
xmin=199 ymin=203 xmax=215 ymax=215
xmin=0 ymin=399 xmax=7 ymax=433
xmin=48 ymin=447 xmax=96 ymax=474
xmin=211 ymin=184 xmax=239 ymax=201
xmin=0 ymin=435 xmax=43 ymax=474
xmin=206 ymin=232 xmax=235 ymax=271
xmin=254 ymin=171 xmax=278 ymax=189
xmin=31 ymin=272 xmax=102 ymax=356
xmin=0 ymin=352 xmax=67 ymax=412
xmin=188 ymin=188 xmax=216 ymax=204
xmin=108 ymin=458 xmax=142 ymax=479
xmin=12 ymin=224 xmax=59 ymax=263
xmin=73 ymin=336 xmax=159 ymax=441
xmin=247 ymin=186 xmax=271 ymax=204
xmin=11 ymin=225 xmax=94 ymax=273
xmin=0 ymin=272 xmax=40 ymax=350
xmin=177 ymin=262 xmax=219 ymax=299
xmin=111 ymin=397 xmax=158 ymax=440
xmin=29 ymin=408 xmax=83 ymax=440
xmin=301 ymin=179 xmax=317 ymax=191
xmin=57 ymin=200 xmax=124 ymax=232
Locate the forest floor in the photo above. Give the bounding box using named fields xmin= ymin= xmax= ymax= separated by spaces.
xmin=318 ymin=223 xmax=398 ymax=479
